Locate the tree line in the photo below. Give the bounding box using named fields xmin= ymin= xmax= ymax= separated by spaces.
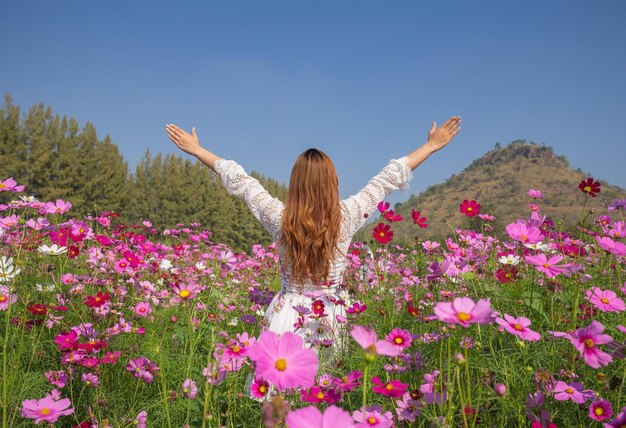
xmin=0 ymin=94 xmax=286 ymax=252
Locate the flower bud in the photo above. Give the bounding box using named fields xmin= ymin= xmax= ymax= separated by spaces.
xmin=494 ymin=383 xmax=507 ymax=396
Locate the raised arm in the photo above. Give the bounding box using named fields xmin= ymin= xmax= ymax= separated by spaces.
xmin=165 ymin=124 xmax=284 ymax=239
xmin=342 ymin=116 xmax=461 ymax=235
xmin=165 ymin=124 xmax=222 ymax=172
xmin=406 ymin=116 xmax=461 ymax=170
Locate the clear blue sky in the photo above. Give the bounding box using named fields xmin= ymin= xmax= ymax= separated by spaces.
xmin=2 ymin=1 xmax=625 ymax=206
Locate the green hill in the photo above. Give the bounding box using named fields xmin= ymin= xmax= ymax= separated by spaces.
xmin=358 ymin=140 xmax=626 ymax=244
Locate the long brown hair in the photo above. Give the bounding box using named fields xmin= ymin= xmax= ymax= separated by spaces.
xmin=280 ymin=148 xmax=341 ymax=284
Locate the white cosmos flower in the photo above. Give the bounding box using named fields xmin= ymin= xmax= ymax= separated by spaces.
xmin=195 ymin=261 xmax=207 ymax=270
xmin=37 ymin=244 xmax=67 ymax=255
xmin=159 ymin=259 xmax=172 ymax=271
xmin=523 ymin=241 xmax=549 ymax=251
xmin=0 ymin=257 xmax=21 ymax=283
xmin=19 ymin=195 xmax=40 ymax=203
xmin=35 ymin=283 xmax=56 ymax=292
xmin=498 ymin=255 xmax=520 ymax=266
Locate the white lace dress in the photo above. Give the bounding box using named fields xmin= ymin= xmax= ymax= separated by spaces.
xmin=214 ymin=157 xmax=413 ymax=351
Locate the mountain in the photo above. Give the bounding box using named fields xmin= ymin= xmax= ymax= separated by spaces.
xmin=357 ymin=140 xmax=626 ymax=244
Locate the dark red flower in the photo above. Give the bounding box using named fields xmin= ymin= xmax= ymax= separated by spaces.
xmin=84 ymin=291 xmax=110 ymax=308
xmin=411 ymin=209 xmax=428 ymax=228
xmin=384 ymin=211 xmax=403 ymax=222
xmin=27 ymin=304 xmax=48 ymax=316
xmin=312 ymin=300 xmax=325 ymax=316
xmin=495 ymin=265 xmax=518 ymax=283
xmin=579 ymin=178 xmax=601 ymax=197
xmin=67 ymin=246 xmax=80 ymax=259
xmin=373 ymin=223 xmax=394 ymax=244
xmin=459 ymin=199 xmax=481 ymax=217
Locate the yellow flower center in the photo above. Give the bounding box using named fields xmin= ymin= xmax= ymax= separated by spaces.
xmin=601 ymin=298 xmax=609 ymax=304
xmin=513 ymin=324 xmax=523 ymax=331
xmin=467 ymin=207 xmax=473 ymax=212
xmin=379 ymin=232 xmax=385 ymax=238
xmin=368 ymin=416 xmax=377 ymax=424
xmin=543 ymin=263 xmax=551 ymax=268
xmin=0 ymin=296 xmax=6 ymax=302
xmin=565 ymin=387 xmax=574 ymax=394
xmin=386 ymin=383 xmax=393 ymax=390
xmin=232 ymin=345 xmax=241 ymax=353
xmin=594 ymin=407 xmax=604 ymax=416
xmin=521 ymin=235 xmax=528 ymax=242
xmin=275 ymin=358 xmax=287 ymax=371
xmin=316 ymin=392 xmax=325 ymax=399
xmin=259 ymin=385 xmax=266 ymax=393
xmin=584 ymin=339 xmax=595 ymax=348
xmin=179 ymin=289 xmax=191 ymax=298
xmin=394 ymin=337 xmax=403 ymax=344
xmin=40 ymin=408 xmax=51 ymax=415
xmin=457 ymin=312 xmax=471 ymax=322
xmin=584 ymin=185 xmax=592 ymax=192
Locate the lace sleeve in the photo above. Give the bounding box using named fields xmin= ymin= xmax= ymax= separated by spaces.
xmin=213 ymin=159 xmax=284 ymax=240
xmin=341 ymin=156 xmax=413 ymax=236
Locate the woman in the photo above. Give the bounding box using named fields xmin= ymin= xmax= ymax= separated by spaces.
xmin=165 ymin=117 xmax=460 ymax=353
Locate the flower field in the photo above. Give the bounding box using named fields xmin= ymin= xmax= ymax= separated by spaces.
xmin=1 ymin=176 xmax=625 ymax=427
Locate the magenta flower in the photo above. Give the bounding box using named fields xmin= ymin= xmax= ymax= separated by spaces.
xmin=54 ymin=330 xmax=78 ymax=350
xmin=248 ymin=331 xmax=318 ymax=391
xmin=525 ymin=253 xmax=570 ymax=278
xmin=285 ymin=405 xmax=356 ymax=428
xmin=433 ymin=297 xmax=496 ymax=327
xmin=506 ymin=221 xmax=544 ymax=244
xmin=528 ymin=189 xmax=543 ymax=199
xmin=350 ymin=325 xmax=403 ymax=359
xmin=353 ymin=405 xmax=394 ymax=427
xmin=333 ymin=371 xmax=362 ymax=393
xmin=569 ymin=321 xmax=614 ymax=368
xmin=371 ymin=376 xmax=408 ymax=398
xmin=553 ymin=381 xmax=594 ymax=404
xmin=604 ymin=406 xmax=626 ymax=427
xmin=585 ymin=287 xmax=625 ymax=313
xmin=589 ymin=399 xmax=613 ymax=421
xmin=21 ymin=394 xmax=74 ymax=424
xmin=495 ymin=314 xmax=541 ymax=341
xmin=250 ymin=377 xmax=270 ymax=399
xmin=385 ymin=328 xmax=412 ymax=350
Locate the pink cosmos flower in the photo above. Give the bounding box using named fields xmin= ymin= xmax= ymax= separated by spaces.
xmin=553 ymin=381 xmax=594 ymax=404
xmin=595 ymin=236 xmax=626 ymax=256
xmin=564 ymin=321 xmax=614 ymax=368
xmin=45 ymin=199 xmax=72 ymax=215
xmin=585 ymin=287 xmax=625 ymax=313
xmin=371 ymin=376 xmax=408 ymax=398
xmin=528 ymin=189 xmax=543 ymax=199
xmin=301 ymin=386 xmax=341 ymax=404
xmin=135 ymin=302 xmax=151 ymax=317
xmin=495 ymin=314 xmax=541 ymax=341
xmin=248 ymin=331 xmax=318 ymax=391
xmin=0 ymin=285 xmax=17 ymax=310
xmin=134 ymin=410 xmax=147 ymax=428
xmin=21 ymin=394 xmax=74 ymax=424
xmin=54 ymin=330 xmax=78 ymax=350
xmin=350 ymin=325 xmax=403 ymax=359
xmin=182 ymin=379 xmax=198 ymax=399
xmin=0 ymin=177 xmax=25 ymax=192
xmin=386 ymin=328 xmax=412 ymax=350
xmin=433 ymin=297 xmax=496 ymax=327
xmin=589 ymin=399 xmax=613 ymax=421
xmin=353 ymin=405 xmax=394 ymax=428
xmin=525 ymin=253 xmax=570 ymax=278
xmin=285 ymin=405 xmax=356 ymax=428
xmin=81 ymin=373 xmax=99 ymax=387
xmin=506 ymin=221 xmax=544 ymax=244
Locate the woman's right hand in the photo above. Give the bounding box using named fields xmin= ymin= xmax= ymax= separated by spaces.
xmin=165 ymin=124 xmax=201 ymax=156
xmin=426 ymin=116 xmax=461 ymax=153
